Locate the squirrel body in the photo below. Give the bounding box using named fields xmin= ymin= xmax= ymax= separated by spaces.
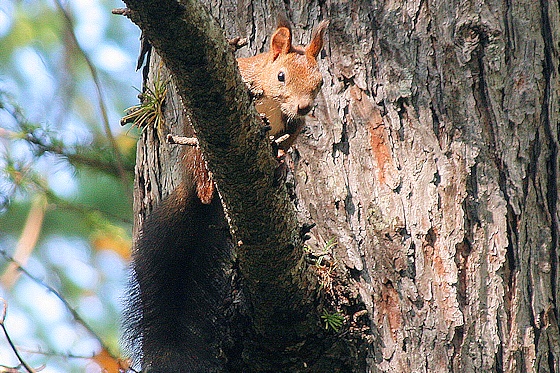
xmin=126 ymin=20 xmax=328 ymax=372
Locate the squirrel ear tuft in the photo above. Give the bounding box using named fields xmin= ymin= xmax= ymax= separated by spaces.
xmin=306 ymin=20 xmax=329 ymax=59
xmin=270 ymin=26 xmax=292 ymax=60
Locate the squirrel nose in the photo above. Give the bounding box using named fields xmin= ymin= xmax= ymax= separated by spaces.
xmin=297 ymin=102 xmax=313 ymax=116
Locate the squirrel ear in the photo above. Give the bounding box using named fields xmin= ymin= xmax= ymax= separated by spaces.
xmin=306 ymin=20 xmax=329 ymax=59
xmin=270 ymin=26 xmax=292 ymax=60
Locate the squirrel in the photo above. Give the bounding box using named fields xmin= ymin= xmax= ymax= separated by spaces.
xmin=124 ymin=19 xmax=328 ymax=372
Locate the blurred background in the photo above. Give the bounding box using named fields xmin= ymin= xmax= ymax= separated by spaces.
xmin=0 ymin=0 xmax=141 ymax=371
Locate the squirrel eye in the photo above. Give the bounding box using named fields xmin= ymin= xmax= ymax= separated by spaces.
xmin=277 ymin=71 xmax=285 ymax=82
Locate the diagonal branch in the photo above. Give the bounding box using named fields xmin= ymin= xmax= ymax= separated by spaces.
xmin=122 ymin=0 xmax=313 ymax=352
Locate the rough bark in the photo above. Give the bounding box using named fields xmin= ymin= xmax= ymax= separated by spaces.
xmin=286 ymin=0 xmax=559 ymax=371
xmin=127 ymin=0 xmax=559 ymax=372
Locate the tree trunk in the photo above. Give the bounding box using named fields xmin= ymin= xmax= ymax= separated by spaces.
xmin=129 ymin=0 xmax=559 ymax=371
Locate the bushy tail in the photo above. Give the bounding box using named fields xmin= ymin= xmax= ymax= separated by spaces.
xmin=122 ymin=183 xmax=233 ymax=372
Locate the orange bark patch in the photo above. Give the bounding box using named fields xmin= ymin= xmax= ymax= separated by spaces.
xmin=376 ymin=282 xmax=402 ymax=340
xmin=193 ymin=146 xmax=215 ymax=204
xmin=433 ymin=254 xmax=446 ymax=277
xmin=350 ymin=86 xmax=391 ymax=183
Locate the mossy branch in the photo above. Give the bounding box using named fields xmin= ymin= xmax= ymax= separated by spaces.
xmin=121 ymin=0 xmax=312 ymax=354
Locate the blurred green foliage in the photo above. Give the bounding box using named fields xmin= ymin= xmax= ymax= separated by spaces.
xmin=0 ymin=4 xmax=62 ymax=60
xmin=0 ymin=0 xmax=142 ymax=371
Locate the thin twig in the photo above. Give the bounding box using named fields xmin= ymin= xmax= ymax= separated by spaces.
xmin=228 ymin=37 xmax=248 ymax=50
xmin=15 ymin=346 xmax=140 ymax=373
xmin=0 ymin=299 xmax=36 ymax=373
xmin=0 ymin=250 xmax=119 ymax=363
xmin=166 ymin=134 xmax=199 ymax=146
xmin=53 ymin=0 xmax=131 ymax=201
xmin=1 ymin=123 xmax=132 ymax=224
xmin=24 ymin=133 xmax=128 ymax=178
xmin=15 ymin=346 xmax=96 ymax=360
xmin=273 ymin=133 xmax=290 ymax=145
xmin=1 ymin=157 xmax=133 ymax=225
xmin=0 ymin=98 xmax=131 ymax=178
xmin=44 ymin=189 xmax=133 ymax=225
xmin=111 ymin=8 xmax=131 ymax=16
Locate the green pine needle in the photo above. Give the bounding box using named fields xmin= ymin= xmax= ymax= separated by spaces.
xmin=321 ymin=310 xmax=344 ymax=332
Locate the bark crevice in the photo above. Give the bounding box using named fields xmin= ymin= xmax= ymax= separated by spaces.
xmin=539 ymin=0 xmax=559 ymax=318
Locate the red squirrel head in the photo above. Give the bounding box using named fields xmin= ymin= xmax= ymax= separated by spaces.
xmin=266 ymin=20 xmax=328 ymax=119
